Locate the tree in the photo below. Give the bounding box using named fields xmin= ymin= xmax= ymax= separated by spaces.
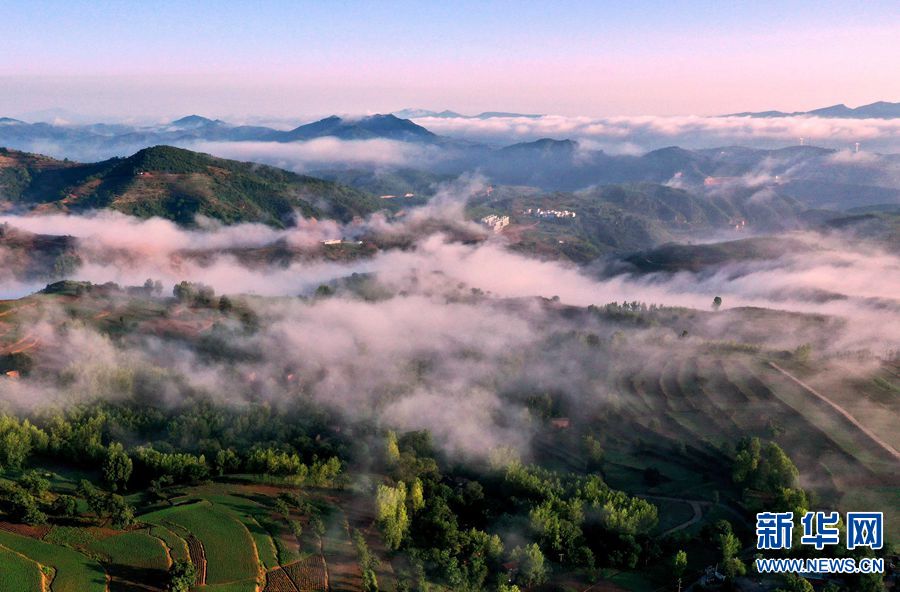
xmin=106 ymin=494 xmax=136 ymax=528
xmin=712 ymin=296 xmax=722 ymax=310
xmin=218 ymin=295 xmax=233 ymax=313
xmin=0 ymin=415 xmax=45 ymax=471
xmin=385 ymin=431 xmax=401 ymax=465
xmin=20 ymin=471 xmax=50 ymax=496
xmin=719 ymin=531 xmax=746 ymax=579
xmin=166 ymin=560 xmax=198 ymax=592
xmin=103 ymin=443 xmax=133 ymax=491
xmin=733 ymin=438 xmax=798 ymax=495
xmin=584 ymin=435 xmax=604 ymax=469
xmin=775 ymin=574 xmax=814 ymax=592
xmin=362 ymin=568 xmax=379 ymax=592
xmin=793 ymin=343 xmax=812 ymax=363
xmin=409 ymin=478 xmax=425 ymax=513
xmin=511 ymin=543 xmax=548 ymax=587
xmin=376 ymin=482 xmax=409 ymax=550
xmin=7 ymin=487 xmax=47 ymax=525
xmin=290 ymin=520 xmax=303 ymax=539
xmin=52 ymin=495 xmax=79 ymax=518
xmin=673 ymin=549 xmax=688 ymax=588
xmin=214 ymin=448 xmax=239 ymax=476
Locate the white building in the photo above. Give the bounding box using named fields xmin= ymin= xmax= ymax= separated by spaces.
xmin=524 ymin=208 xmax=576 ymax=219
xmin=480 ymin=214 xmax=510 ymax=233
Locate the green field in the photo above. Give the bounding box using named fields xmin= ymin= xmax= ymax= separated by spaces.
xmin=0 ymin=530 xmax=106 ymax=592
xmin=143 ymin=500 xmax=259 ymax=585
xmin=88 ymin=529 xmax=169 ymax=570
xmin=0 ymin=545 xmax=45 ymax=591
xmin=149 ymin=525 xmax=190 ymax=563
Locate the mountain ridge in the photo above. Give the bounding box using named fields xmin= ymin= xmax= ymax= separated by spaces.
xmin=725 ymin=100 xmax=900 ymax=119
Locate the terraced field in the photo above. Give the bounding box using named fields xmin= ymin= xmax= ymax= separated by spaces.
xmin=0 ymin=545 xmax=45 ymax=591
xmin=88 ymin=529 xmax=170 ymax=585
xmin=283 ymin=554 xmax=328 ymax=591
xmin=142 ymin=500 xmax=259 ymax=588
xmin=0 ymin=529 xmax=106 ymax=592
xmin=149 ymin=525 xmax=190 ymax=563
xmin=598 ymin=351 xmax=900 ymax=537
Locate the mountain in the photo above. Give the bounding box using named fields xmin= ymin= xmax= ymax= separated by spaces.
xmin=0 ymin=145 xmax=382 ymax=226
xmin=393 ymin=108 xmax=543 ymax=119
xmin=310 ymin=168 xmax=454 ymax=201
xmin=726 ymin=100 xmax=900 ymax=119
xmin=169 ymin=115 xmax=227 ymax=129
xmin=498 ymin=138 xmax=578 ymax=158
xmin=466 ymin=182 xmax=807 ymax=263
xmin=474 ymin=111 xmax=542 ymax=119
xmin=0 ymin=114 xmax=446 ymax=160
xmin=272 ymin=114 xmax=438 ymax=143
xmin=393 ymin=108 xmax=464 ymax=119
xmin=622 ymin=236 xmax=810 ymax=273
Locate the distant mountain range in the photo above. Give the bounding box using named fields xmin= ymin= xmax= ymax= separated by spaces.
xmin=393 ymin=108 xmax=543 ymax=119
xmin=2 ymin=110 xmax=899 ymax=212
xmin=726 ymin=101 xmax=900 ymax=119
xmin=0 ymin=113 xmax=446 ymax=161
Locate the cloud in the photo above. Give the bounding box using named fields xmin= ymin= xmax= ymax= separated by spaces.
xmin=1 ymin=187 xmax=898 ymax=459
xmin=187 ymin=137 xmax=448 ymax=171
xmin=411 ymin=114 xmax=900 ymax=152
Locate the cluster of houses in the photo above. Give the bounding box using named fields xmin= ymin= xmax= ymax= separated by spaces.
xmin=321 ymin=238 xmax=363 ymax=246
xmin=523 ymin=207 xmax=577 ymax=219
xmin=480 ymin=214 xmax=510 ymax=233
xmin=728 ymin=217 xmax=747 ymax=231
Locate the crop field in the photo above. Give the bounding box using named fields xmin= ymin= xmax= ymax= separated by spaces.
xmin=282 ymin=554 xmax=327 ymax=591
xmin=0 ymin=529 xmax=106 ymax=592
xmin=149 ymin=525 xmax=190 ymax=563
xmin=591 ymin=351 xmax=900 ymax=539
xmin=0 ymin=545 xmax=45 ymax=591
xmin=88 ymin=529 xmax=170 ymax=570
xmin=142 ymin=500 xmax=259 ymax=586
xmin=192 ymin=489 xmax=281 ymax=569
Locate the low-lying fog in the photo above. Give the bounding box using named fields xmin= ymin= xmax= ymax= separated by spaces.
xmin=1 ymin=180 xmax=898 ymax=458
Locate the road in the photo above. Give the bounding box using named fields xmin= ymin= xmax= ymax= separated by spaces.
xmin=768 ymin=362 xmax=900 ymax=462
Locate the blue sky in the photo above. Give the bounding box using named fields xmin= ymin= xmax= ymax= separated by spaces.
xmin=2 ymin=0 xmax=898 ymax=120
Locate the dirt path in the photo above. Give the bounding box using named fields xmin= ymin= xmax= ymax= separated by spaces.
xmin=637 ymin=495 xmax=703 ymax=536
xmin=664 ymin=500 xmax=702 ymax=537
xmin=769 ymin=362 xmax=900 ymax=462
xmin=0 ymin=334 xmax=39 ymax=355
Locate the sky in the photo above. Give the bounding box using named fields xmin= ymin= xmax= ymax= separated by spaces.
xmin=1 ymin=0 xmax=898 ymax=121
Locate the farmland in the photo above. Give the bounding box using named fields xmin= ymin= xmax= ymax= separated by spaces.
xmin=0 ymin=272 xmax=897 ymax=592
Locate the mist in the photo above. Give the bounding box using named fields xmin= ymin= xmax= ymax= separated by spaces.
xmin=2 ymin=183 xmax=898 ymax=460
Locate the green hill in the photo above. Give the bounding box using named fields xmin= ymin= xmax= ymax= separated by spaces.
xmin=0 ymin=145 xmax=381 ymax=226
xmin=468 ymin=183 xmax=804 ymax=263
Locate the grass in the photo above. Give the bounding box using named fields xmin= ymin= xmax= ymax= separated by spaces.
xmin=88 ymin=529 xmax=169 ymax=571
xmin=0 ymin=529 xmax=106 ymax=592
xmin=142 ymin=500 xmax=258 ymax=585
xmin=0 ymin=544 xmax=45 ymax=591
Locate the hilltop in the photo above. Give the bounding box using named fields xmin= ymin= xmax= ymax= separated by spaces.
xmin=726 ymin=100 xmax=900 ymax=119
xmin=0 ymin=145 xmax=381 ymax=226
